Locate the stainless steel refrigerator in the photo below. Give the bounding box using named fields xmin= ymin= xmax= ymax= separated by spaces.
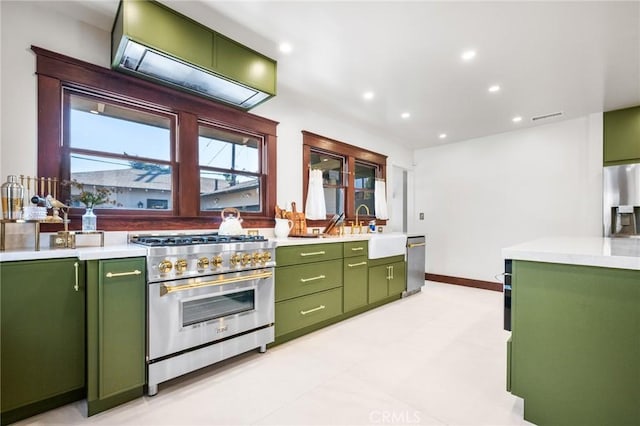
xmin=603 ymin=163 xmax=640 ymax=237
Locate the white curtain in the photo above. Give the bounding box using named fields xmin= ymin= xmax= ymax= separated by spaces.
xmin=305 ymin=169 xmax=326 ymax=219
xmin=374 ymin=179 xmax=389 ymax=220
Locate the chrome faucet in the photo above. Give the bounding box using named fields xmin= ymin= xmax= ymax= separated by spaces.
xmin=355 ymin=204 xmax=370 ymax=233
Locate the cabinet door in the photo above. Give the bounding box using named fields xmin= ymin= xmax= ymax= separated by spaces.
xmin=388 ymin=261 xmax=406 ymax=296
xmin=368 ymin=264 xmax=390 ymax=303
xmin=343 ymin=256 xmax=368 ymax=311
xmin=604 ymin=106 xmax=640 ymax=165
xmin=1 ymin=258 xmax=85 ymax=418
xmin=87 ymin=257 xmax=145 ymax=415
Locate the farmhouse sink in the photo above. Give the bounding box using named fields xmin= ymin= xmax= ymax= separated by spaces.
xmin=367 ymin=233 xmax=407 ymax=259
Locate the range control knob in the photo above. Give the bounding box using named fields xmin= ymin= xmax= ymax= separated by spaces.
xmin=241 ymin=253 xmax=252 ymax=266
xmin=230 ymin=253 xmax=242 ymax=267
xmin=197 ymin=257 xmax=210 ymax=270
xmin=252 ymin=252 xmax=262 ymax=264
xmin=262 ymin=251 xmax=272 ymax=262
xmin=211 ymin=256 xmax=223 ymax=268
xmin=159 ymin=260 xmax=173 ymax=274
xmin=175 ymin=259 xmax=188 ymax=274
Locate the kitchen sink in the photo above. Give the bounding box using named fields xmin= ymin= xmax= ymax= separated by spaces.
xmin=367 ymin=233 xmax=407 ymax=259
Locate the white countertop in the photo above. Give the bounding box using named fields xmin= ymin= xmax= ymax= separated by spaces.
xmin=502 ymin=237 xmax=640 ymax=271
xmin=273 ymin=234 xmax=371 ymax=246
xmin=0 ymin=244 xmax=147 ymax=262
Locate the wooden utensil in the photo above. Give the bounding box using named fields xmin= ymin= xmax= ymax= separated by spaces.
xmin=287 ymin=202 xmax=307 ymax=235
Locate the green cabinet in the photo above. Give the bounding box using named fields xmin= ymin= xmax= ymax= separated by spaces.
xmin=0 ymin=258 xmax=85 ymax=425
xmin=343 ymin=240 xmax=368 ymax=312
xmin=604 ymin=105 xmax=640 ymax=165
xmin=509 ymin=260 xmax=640 ymax=425
xmin=86 ymin=257 xmax=146 ymax=416
xmin=275 ymin=243 xmax=344 ymax=340
xmin=368 ymin=256 xmax=406 ymax=303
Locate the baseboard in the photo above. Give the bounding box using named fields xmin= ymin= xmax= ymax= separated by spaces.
xmin=426 ymin=273 xmax=503 ymax=292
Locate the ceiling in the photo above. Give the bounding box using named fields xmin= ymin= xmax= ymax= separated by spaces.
xmin=44 ymin=1 xmax=640 ymax=150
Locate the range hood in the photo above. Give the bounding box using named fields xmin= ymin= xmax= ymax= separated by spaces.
xmin=111 ymin=0 xmax=276 ymax=110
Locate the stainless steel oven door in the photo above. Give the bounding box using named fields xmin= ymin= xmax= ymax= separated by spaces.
xmin=148 ymin=268 xmax=274 ymax=360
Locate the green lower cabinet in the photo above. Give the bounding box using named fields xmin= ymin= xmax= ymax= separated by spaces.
xmin=510 ymin=260 xmax=640 ymax=425
xmin=343 ymin=256 xmax=368 ymax=312
xmin=86 ymin=257 xmax=146 ymax=416
xmin=368 ymin=256 xmax=406 ymax=303
xmin=275 ymin=287 xmax=343 ymax=337
xmin=0 ymin=258 xmax=85 ymax=425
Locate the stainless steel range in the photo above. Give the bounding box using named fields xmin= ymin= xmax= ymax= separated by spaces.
xmin=131 ymin=232 xmax=276 ymax=396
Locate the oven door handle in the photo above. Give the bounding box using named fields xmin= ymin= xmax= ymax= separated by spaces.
xmin=160 ymin=271 xmax=273 ymax=296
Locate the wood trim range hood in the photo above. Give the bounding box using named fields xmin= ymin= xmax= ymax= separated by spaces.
xmin=111 ymin=0 xmax=277 ymax=110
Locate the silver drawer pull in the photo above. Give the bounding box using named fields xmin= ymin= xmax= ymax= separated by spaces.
xmin=351 ymin=247 xmax=364 ymax=251
xmin=300 ymin=251 xmax=326 ymax=257
xmin=300 ymin=275 xmax=326 ymax=283
xmin=348 ymin=261 xmax=367 ymax=267
xmin=106 ymin=270 xmax=142 ymax=278
xmin=408 ymin=242 xmax=426 ymax=248
xmin=300 ymin=305 xmax=326 ymax=315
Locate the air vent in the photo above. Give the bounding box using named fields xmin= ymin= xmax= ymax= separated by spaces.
xmin=531 ymin=111 xmax=563 ymax=121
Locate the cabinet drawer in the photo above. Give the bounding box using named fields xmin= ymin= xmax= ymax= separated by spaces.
xmin=276 ymin=243 xmax=343 ymax=267
xmin=343 ymin=255 xmax=368 ymax=312
xmin=275 ymin=259 xmax=343 ymax=302
xmin=343 ymin=240 xmax=368 ymax=258
xmin=275 ymin=288 xmax=343 ymax=337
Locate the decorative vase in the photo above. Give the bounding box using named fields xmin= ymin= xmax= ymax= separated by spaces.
xmin=82 ymin=207 xmax=97 ymax=231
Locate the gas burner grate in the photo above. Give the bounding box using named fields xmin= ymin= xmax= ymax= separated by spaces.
xmin=132 ymin=233 xmax=267 ymax=246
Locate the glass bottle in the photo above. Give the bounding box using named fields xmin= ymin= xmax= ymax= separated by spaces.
xmin=82 ymin=207 xmax=97 ymax=231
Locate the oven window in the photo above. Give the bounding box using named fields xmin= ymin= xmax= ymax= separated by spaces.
xmin=182 ymin=289 xmax=255 ymax=327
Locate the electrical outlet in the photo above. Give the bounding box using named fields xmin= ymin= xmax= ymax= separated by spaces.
xmin=419 ymin=212 xmax=424 ymax=220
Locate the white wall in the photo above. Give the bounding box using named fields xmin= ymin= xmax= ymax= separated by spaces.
xmin=412 ymin=115 xmax=603 ymax=283
xmin=0 ymin=1 xmax=414 ymax=229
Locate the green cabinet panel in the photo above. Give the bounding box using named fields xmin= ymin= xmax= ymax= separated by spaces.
xmin=118 ymin=0 xmax=213 ymax=68
xmin=87 ymin=257 xmax=145 ymax=416
xmin=343 ymin=240 xmax=368 ymax=258
xmin=216 ymin=34 xmax=277 ymax=95
xmin=276 ymin=243 xmax=343 ymax=267
xmin=387 ymin=261 xmax=406 ymax=296
xmin=510 ymin=260 xmax=640 ymax=425
xmin=0 ymin=258 xmax=85 ymax=424
xmin=275 ymin=259 xmax=343 ymax=302
xmin=343 ymin=255 xmax=368 ymax=312
xmin=604 ymin=105 xmax=640 ymax=165
xmin=368 ymin=256 xmax=406 ymax=303
xmin=275 ymin=288 xmax=343 ymax=337
xmin=368 ymin=264 xmax=390 ymax=303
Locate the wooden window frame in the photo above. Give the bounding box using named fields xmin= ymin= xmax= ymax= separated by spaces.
xmin=302 ymin=131 xmax=387 ymax=226
xmin=33 ymin=46 xmax=278 ymax=231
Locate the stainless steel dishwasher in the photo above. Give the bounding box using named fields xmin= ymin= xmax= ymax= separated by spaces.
xmin=404 ymin=235 xmax=426 ymax=297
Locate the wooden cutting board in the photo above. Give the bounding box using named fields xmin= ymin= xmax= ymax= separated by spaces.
xmin=287 ymin=202 xmax=307 ymax=235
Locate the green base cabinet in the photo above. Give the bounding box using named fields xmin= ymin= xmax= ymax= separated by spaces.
xmin=509 ymin=260 xmax=640 ymax=425
xmin=86 ymin=258 xmax=146 ymax=416
xmin=604 ymin=105 xmax=640 ymax=165
xmin=368 ymin=256 xmax=406 ymax=303
xmin=343 ymin=240 xmax=369 ymax=312
xmin=0 ymin=258 xmax=85 ymax=425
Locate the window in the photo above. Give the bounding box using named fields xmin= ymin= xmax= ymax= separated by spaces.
xmin=198 ymin=124 xmax=263 ymax=212
xmin=65 ymin=91 xmax=175 ymax=210
xmin=302 ymin=131 xmax=386 ymax=223
xmin=34 ymin=46 xmax=277 ymax=230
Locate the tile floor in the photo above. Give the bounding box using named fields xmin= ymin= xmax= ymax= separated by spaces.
xmin=14 ymin=282 xmax=533 ymax=426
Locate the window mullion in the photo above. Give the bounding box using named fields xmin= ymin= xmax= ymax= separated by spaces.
xmin=177 ymin=111 xmax=199 ymax=216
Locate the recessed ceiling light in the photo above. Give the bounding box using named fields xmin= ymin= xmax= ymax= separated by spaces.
xmin=461 ymin=50 xmax=476 ymax=61
xmin=488 ymin=85 xmax=501 ymax=93
xmin=401 ymin=112 xmax=411 ymax=119
xmin=512 ymin=116 xmax=523 ymax=123
xmin=439 ymin=133 xmax=447 ymax=139
xmin=363 ymin=91 xmax=375 ymax=101
xmin=279 ymin=42 xmax=293 ymax=54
